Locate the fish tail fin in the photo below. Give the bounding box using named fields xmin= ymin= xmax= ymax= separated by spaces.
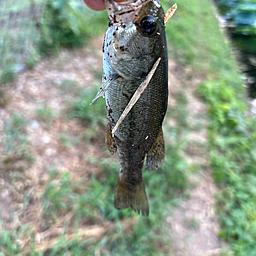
xmin=114 ymin=177 xmax=149 ymax=216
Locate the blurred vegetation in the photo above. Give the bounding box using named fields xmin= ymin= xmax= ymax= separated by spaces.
xmin=39 ymin=0 xmax=91 ymax=54
xmin=161 ymin=0 xmax=256 ymax=254
xmin=3 ymin=112 xmax=34 ymax=162
xmin=217 ymin=0 xmax=256 ymax=35
xmin=215 ymin=0 xmax=256 ymax=98
xmin=0 ymin=0 xmax=107 ymax=83
xmin=37 ymin=0 xmax=107 ymax=55
xmin=0 ymin=66 xmax=16 ymax=85
xmin=36 ymin=104 xmax=56 ymax=125
xmin=1 ymin=0 xmax=256 ymax=255
xmin=199 ymin=81 xmax=256 ymax=256
xmin=68 ymin=87 xmax=108 ymax=128
xmin=0 ymin=84 xmax=191 ymax=255
xmin=37 ymin=144 xmax=189 ymax=255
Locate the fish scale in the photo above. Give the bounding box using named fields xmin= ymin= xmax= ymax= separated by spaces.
xmin=96 ymin=0 xmax=169 ymax=215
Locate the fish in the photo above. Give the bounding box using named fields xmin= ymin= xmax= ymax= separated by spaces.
xmin=93 ymin=0 xmax=170 ymax=216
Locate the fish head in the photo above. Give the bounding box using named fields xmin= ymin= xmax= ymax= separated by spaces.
xmin=105 ymin=0 xmax=162 ymax=23
xmin=104 ymin=0 xmax=166 ymax=79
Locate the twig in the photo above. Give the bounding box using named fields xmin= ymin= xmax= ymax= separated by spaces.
xmin=5 ymin=181 xmax=24 ymax=202
xmin=111 ymin=57 xmax=161 ymax=137
xmin=164 ymin=3 xmax=177 ymax=25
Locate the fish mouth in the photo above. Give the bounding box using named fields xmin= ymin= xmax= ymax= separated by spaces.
xmin=104 ymin=0 xmax=161 ymax=24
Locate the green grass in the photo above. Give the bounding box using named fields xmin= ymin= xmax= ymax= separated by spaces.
xmin=43 ymin=76 xmax=191 ymax=254
xmin=0 ymin=1 xmax=192 ymax=255
xmin=176 ymin=90 xmax=189 ymax=130
xmin=160 ymin=0 xmax=256 ymax=254
xmin=3 ymin=113 xmax=30 ymax=157
xmin=68 ymin=87 xmax=107 ymax=128
xmin=0 ymin=224 xmax=29 ymax=256
xmin=36 ymin=104 xmax=56 ymax=125
xmin=183 ymin=217 xmax=200 ymax=230
xmin=163 ymin=0 xmax=238 ymax=74
xmin=199 ymin=81 xmax=256 ymax=256
xmin=1 ymin=113 xmax=37 ymax=255
xmin=58 ymin=134 xmax=81 ymax=148
xmin=36 ymin=137 xmax=190 ymax=255
xmin=2 ymin=0 xmax=255 ymax=254
xmin=0 ymin=46 xmax=192 ymax=255
xmin=0 ymin=81 xmax=190 ymax=255
xmin=0 ymin=17 xmax=40 ymax=82
xmin=0 ymin=66 xmax=16 ymax=84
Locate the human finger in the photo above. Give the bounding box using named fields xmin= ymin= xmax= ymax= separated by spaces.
xmin=83 ymin=0 xmax=127 ymax=11
xmin=83 ymin=0 xmax=105 ymax=11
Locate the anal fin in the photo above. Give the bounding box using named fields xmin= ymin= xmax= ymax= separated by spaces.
xmin=146 ymin=128 xmax=165 ymax=171
xmin=105 ymin=123 xmax=117 ymax=154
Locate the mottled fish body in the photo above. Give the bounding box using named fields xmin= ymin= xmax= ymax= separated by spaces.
xmin=99 ymin=0 xmax=168 ymax=215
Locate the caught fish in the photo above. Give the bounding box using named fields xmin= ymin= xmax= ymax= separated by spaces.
xmin=92 ymin=0 xmax=176 ymax=216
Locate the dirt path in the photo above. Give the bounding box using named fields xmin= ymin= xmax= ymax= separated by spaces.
xmin=166 ymin=60 xmax=224 ymax=256
xmin=0 ymin=35 xmax=223 ymax=255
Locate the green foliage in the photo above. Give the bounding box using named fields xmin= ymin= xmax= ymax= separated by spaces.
xmin=0 ymin=218 xmax=33 ymax=255
xmin=68 ymin=87 xmax=107 ymax=127
xmin=200 ymin=80 xmax=256 ymax=255
xmin=0 ymin=0 xmax=108 ymax=81
xmin=37 ymin=83 xmax=191 ymax=255
xmin=39 ymin=138 xmax=190 ymax=254
xmin=160 ymin=0 xmax=256 ymax=254
xmin=25 ymin=50 xmax=40 ymax=69
xmin=42 ymin=170 xmax=78 ymax=219
xmin=162 ymin=0 xmax=239 ymax=74
xmin=36 ymin=104 xmax=56 ymax=125
xmin=217 ymin=0 xmax=256 ymax=35
xmin=183 ymin=217 xmax=200 ymax=230
xmin=58 ymin=134 xmax=81 ymax=148
xmin=3 ymin=113 xmax=30 ymax=157
xmin=38 ymin=0 xmax=86 ymax=54
xmin=0 ymin=228 xmax=21 ymax=255
xmin=0 ymin=66 xmax=16 ymax=85
xmin=37 ymin=0 xmax=107 ymax=55
xmin=176 ymin=90 xmax=188 ymax=129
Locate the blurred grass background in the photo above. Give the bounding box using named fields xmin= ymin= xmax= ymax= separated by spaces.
xmin=1 ymin=0 xmax=256 ymax=255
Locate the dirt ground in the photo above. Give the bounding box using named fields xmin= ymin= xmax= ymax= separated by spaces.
xmin=166 ymin=59 xmax=224 ymax=255
xmin=0 ymin=35 xmax=223 ymax=255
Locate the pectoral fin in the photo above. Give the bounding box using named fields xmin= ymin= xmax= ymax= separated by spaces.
xmin=90 ymin=75 xmax=115 ymax=105
xmin=105 ymin=123 xmax=117 ymax=154
xmin=146 ymin=128 xmax=165 ymax=171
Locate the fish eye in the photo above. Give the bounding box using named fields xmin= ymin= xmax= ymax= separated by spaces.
xmin=138 ymin=15 xmax=157 ymax=36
